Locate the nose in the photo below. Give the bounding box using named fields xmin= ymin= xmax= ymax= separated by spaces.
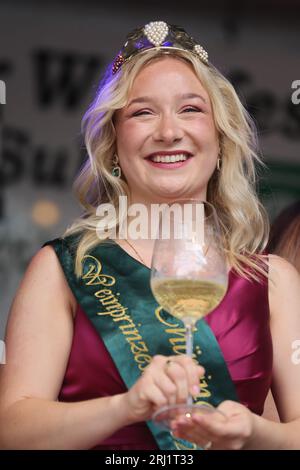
xmin=153 ymin=113 xmax=184 ymax=143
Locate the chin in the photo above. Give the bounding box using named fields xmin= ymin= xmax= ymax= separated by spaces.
xmin=154 ymin=188 xmax=197 ymax=202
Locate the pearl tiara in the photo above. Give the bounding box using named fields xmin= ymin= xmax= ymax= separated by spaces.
xmin=112 ymin=21 xmax=209 ymax=75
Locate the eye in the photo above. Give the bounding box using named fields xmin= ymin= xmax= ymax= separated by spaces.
xmin=182 ymin=106 xmax=202 ymax=113
xmin=132 ymin=110 xmax=152 ymax=117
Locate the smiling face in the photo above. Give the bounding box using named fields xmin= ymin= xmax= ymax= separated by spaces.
xmin=114 ymin=56 xmax=219 ymax=204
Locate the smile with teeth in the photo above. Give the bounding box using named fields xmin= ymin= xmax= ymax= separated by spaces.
xmin=149 ymin=153 xmax=191 ymax=163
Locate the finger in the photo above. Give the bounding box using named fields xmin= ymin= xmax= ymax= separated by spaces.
xmin=145 ymin=355 xmax=189 ymax=405
xmin=197 ymin=405 xmax=252 ymax=442
xmin=190 ymin=412 xmax=231 ymax=439
xmin=141 ymin=381 xmax=170 ymax=410
xmin=174 ymin=412 xmax=242 ymax=451
xmin=173 ymin=424 xmax=230 ymax=451
xmin=172 ymin=415 xmax=216 ymax=443
xmin=164 ymin=361 xmax=189 ymax=403
xmin=175 ymin=355 xmax=204 ymax=395
xmin=153 ymin=373 xmax=178 ymax=406
xmin=194 ymin=408 xmax=227 ymax=424
xmin=217 ymin=400 xmax=242 ymax=415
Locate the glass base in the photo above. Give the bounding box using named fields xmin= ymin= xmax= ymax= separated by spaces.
xmin=152 ymin=403 xmax=222 ymax=431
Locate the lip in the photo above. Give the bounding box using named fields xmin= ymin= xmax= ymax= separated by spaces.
xmin=146 ymin=159 xmax=192 ymax=169
xmin=145 ymin=150 xmax=193 ymax=159
xmin=144 ymin=150 xmax=193 ymax=169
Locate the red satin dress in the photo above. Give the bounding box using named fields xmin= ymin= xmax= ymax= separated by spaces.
xmin=58 ymin=266 xmax=273 ymax=450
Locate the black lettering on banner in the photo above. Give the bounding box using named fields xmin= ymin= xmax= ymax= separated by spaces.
xmin=247 ymin=90 xmax=277 ymax=132
xmin=33 ymin=49 xmax=103 ymax=109
xmin=32 ymin=146 xmax=69 ymax=186
xmin=0 ymin=126 xmax=29 ymax=185
xmin=227 ymin=68 xmax=252 ymax=101
xmin=0 ymin=124 xmax=82 ymax=191
xmin=228 ymin=68 xmax=300 ymax=140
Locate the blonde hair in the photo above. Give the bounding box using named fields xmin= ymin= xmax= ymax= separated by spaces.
xmin=65 ymin=48 xmax=269 ymax=280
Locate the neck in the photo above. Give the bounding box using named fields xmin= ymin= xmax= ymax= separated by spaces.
xmin=128 ymin=187 xmax=207 ymax=207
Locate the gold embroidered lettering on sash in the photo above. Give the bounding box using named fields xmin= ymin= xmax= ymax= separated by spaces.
xmin=82 ymin=255 xmax=151 ymax=370
xmin=83 ymin=257 xmax=115 ymax=286
xmin=198 ymin=378 xmax=211 ymax=398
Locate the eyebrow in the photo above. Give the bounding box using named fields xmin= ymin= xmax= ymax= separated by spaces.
xmin=127 ymin=93 xmax=207 ymax=107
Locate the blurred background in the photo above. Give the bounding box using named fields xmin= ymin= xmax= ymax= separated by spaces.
xmin=0 ymin=0 xmax=299 ymax=339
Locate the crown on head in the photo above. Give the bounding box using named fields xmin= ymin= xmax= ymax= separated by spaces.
xmin=112 ymin=21 xmax=209 ymax=75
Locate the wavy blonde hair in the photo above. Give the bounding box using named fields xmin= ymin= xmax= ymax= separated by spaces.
xmin=65 ymin=48 xmax=270 ymax=280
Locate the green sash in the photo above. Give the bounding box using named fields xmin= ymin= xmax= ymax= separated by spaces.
xmin=44 ymin=235 xmax=239 ymax=450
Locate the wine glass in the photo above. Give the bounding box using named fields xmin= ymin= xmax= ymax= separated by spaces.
xmin=150 ymin=200 xmax=228 ymax=429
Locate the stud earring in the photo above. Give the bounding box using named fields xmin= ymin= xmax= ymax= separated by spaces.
xmin=112 ymin=153 xmax=121 ymax=178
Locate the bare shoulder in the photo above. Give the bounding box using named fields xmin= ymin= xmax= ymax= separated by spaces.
xmin=19 ymin=245 xmax=77 ymax=317
xmin=0 ymin=246 xmax=77 ymax=409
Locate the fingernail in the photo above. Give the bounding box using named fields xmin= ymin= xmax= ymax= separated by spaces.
xmin=192 ymin=385 xmax=200 ymax=395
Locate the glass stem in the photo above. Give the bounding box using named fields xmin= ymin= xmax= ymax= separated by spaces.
xmin=185 ymin=321 xmax=194 ymax=406
xmin=185 ymin=322 xmax=193 ymax=357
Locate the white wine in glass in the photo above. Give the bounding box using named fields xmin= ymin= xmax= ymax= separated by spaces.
xmin=150 ymin=200 xmax=228 ymax=429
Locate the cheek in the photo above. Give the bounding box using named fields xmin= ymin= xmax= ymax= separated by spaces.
xmin=116 ymin=125 xmax=134 ymax=157
xmin=116 ymin=127 xmax=142 ymax=173
xmin=117 ymin=121 xmax=145 ymax=150
xmin=196 ymin=124 xmax=218 ymax=151
xmin=188 ymin=117 xmax=217 ymax=137
xmin=118 ymin=124 xmax=152 ymax=164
